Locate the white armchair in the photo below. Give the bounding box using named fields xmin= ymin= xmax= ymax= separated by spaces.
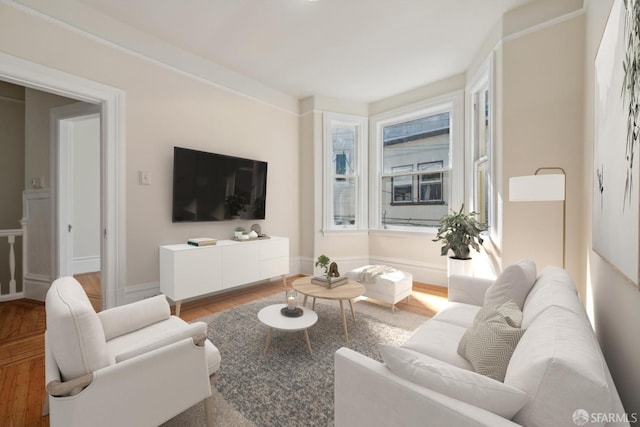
xmin=44 ymin=276 xmax=221 ymax=427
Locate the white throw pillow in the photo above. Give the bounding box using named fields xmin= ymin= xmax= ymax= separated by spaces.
xmin=379 ymin=344 xmax=528 ymax=419
xmin=484 ymin=259 xmax=537 ymax=309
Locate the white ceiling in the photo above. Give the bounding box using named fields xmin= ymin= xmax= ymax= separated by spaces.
xmin=22 ymin=0 xmax=536 ymax=103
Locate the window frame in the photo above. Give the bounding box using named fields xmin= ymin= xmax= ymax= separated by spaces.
xmin=369 ymin=92 xmax=465 ymax=232
xmin=322 ymin=112 xmax=368 ymax=233
xmin=466 ymin=55 xmax=496 ymax=243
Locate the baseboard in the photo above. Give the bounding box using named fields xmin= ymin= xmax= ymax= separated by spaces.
xmin=123 ymin=281 xmax=161 ymax=304
xmin=73 ymin=256 xmax=101 ymax=275
xmin=24 ymin=273 xmax=52 ymax=302
xmin=301 ymin=255 xmax=447 ymax=287
xmin=0 ymin=291 xmax=24 ymax=302
xmin=369 ymin=256 xmax=447 ymax=287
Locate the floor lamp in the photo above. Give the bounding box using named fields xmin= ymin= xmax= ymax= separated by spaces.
xmin=508 ymin=167 xmax=566 ymax=268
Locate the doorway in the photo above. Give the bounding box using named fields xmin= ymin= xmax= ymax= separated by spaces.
xmin=0 ymin=51 xmax=125 ymax=309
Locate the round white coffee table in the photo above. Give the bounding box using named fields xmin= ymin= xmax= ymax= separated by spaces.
xmin=257 ymin=304 xmax=318 ymax=355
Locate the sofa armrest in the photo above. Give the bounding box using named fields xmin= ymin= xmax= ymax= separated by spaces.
xmin=335 ymin=348 xmax=519 ymax=427
xmin=98 ymin=295 xmax=171 ymax=340
xmin=114 ymin=321 xmax=208 ymax=363
xmin=447 ymin=275 xmax=494 ymax=306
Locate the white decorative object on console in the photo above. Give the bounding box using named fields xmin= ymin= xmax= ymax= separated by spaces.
xmin=160 ymin=236 xmax=289 ymax=316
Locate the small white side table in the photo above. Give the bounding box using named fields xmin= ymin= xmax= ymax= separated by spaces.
xmin=257 ymin=304 xmax=318 ymax=355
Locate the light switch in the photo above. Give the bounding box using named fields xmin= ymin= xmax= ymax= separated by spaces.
xmin=139 ymin=170 xmax=151 ymax=185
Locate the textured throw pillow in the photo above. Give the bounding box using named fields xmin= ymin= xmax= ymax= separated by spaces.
xmin=457 ymin=301 xmax=526 ymax=382
xmin=484 ymin=259 xmax=537 ymax=309
xmin=379 ymin=344 xmax=528 ymax=419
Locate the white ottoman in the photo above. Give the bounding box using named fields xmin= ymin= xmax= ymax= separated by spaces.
xmin=346 ymin=265 xmax=413 ymax=311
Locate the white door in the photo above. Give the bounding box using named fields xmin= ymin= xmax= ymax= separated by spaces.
xmin=53 ymin=103 xmax=101 ymax=277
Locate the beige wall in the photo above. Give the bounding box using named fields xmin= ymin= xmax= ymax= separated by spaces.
xmin=584 ymin=0 xmax=640 ymax=415
xmin=499 ymin=14 xmax=586 ymax=287
xmin=0 ymin=81 xmax=24 ymax=229
xmin=0 ymin=81 xmax=25 ymax=294
xmin=24 ymin=88 xmax=78 ymax=189
xmin=0 ymin=3 xmax=300 ymax=288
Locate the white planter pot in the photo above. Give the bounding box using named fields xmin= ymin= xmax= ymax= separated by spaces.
xmin=447 ymin=257 xmax=473 ymax=277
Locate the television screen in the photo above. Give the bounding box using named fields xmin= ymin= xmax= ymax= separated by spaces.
xmin=172 ymin=147 xmax=267 ymax=222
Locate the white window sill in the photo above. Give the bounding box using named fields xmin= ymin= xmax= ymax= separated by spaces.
xmin=321 ymin=229 xmax=369 ymax=237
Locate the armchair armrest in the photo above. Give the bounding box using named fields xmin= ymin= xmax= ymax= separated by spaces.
xmin=447 ymin=275 xmax=494 ymax=306
xmin=98 ymin=295 xmax=170 ymax=340
xmin=115 ymin=321 xmax=208 ymax=363
xmin=47 ymin=337 xmax=211 ymax=427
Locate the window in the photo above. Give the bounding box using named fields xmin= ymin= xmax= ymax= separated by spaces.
xmin=371 ymin=93 xmax=464 ymax=230
xmin=323 ymin=113 xmax=368 ymax=231
xmin=467 ymin=59 xmax=493 ymax=234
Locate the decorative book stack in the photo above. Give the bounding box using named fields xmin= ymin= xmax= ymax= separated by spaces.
xmin=187 ymin=237 xmax=217 ymax=247
xmin=311 ymin=275 xmax=348 ymax=289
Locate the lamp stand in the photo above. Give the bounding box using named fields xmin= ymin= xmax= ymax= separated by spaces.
xmin=535 ymin=167 xmax=566 ymax=268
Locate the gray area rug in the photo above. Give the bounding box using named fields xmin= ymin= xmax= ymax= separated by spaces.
xmin=164 ymin=294 xmax=428 ymax=426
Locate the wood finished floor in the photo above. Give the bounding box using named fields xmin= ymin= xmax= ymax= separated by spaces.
xmin=0 ymin=274 xmax=447 ymax=426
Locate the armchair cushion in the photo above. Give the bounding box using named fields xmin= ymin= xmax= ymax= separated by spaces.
xmin=106 ymin=316 xmax=221 ymax=375
xmin=114 ymin=322 xmax=207 ymax=363
xmin=98 ymin=294 xmax=170 ymax=340
xmin=46 ymin=277 xmax=110 ymax=382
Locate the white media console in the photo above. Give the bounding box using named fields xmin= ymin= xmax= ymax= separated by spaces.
xmin=160 ymin=236 xmax=289 ymax=316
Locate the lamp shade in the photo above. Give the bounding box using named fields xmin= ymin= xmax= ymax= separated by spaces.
xmin=509 ymin=174 xmax=565 ymax=202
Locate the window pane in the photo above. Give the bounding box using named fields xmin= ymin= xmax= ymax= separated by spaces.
xmin=392 ymin=165 xmax=413 ymax=203
xmin=332 ymin=126 xmax=356 ymax=175
xmin=381 ymin=170 xmax=449 ymax=228
xmin=478 ymin=89 xmax=489 ymax=159
xmin=475 ymin=161 xmax=489 ymax=225
xmin=333 ymin=177 xmax=356 ymax=226
xmin=382 ymin=113 xmax=450 ymax=174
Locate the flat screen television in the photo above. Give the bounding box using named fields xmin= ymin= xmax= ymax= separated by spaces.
xmin=172 ymin=146 xmax=267 ymax=222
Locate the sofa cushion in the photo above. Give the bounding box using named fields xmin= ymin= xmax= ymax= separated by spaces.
xmin=484 ymin=259 xmax=537 ymax=309
xmin=432 ymin=302 xmax=481 ymax=329
xmin=402 ymin=319 xmax=473 ymax=370
xmin=379 ymin=344 xmax=528 ymax=419
xmin=505 ymin=306 xmax=610 ymax=427
xmin=45 ymin=277 xmax=110 ymax=381
xmin=457 ymin=301 xmax=525 ymax=382
xmin=522 ymin=266 xmax=585 ymax=328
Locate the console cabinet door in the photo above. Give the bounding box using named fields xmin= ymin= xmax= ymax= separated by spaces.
xmin=259 ymin=237 xmax=289 ymax=278
xmin=160 ymin=245 xmax=223 ymax=301
xmin=222 ymin=243 xmax=259 ymax=289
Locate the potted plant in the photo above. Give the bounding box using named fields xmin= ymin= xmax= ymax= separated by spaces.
xmin=315 ymin=255 xmax=330 ymax=279
xmin=234 ymin=226 xmax=245 ymax=239
xmin=432 ymin=204 xmax=487 ymax=260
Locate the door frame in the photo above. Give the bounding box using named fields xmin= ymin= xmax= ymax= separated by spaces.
xmin=52 ymin=103 xmax=101 ymax=278
xmin=0 ymin=51 xmax=126 ymax=309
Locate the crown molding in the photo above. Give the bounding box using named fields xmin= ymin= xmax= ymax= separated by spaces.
xmin=4 ymin=0 xmax=300 ymax=115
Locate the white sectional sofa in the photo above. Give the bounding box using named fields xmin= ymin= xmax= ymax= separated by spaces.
xmin=335 ymin=264 xmax=629 ymax=427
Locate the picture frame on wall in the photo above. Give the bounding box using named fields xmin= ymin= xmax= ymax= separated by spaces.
xmin=593 ymin=0 xmax=640 ymax=287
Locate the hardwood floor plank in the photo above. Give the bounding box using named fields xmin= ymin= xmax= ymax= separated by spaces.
xmin=26 ymin=357 xmax=46 ymax=427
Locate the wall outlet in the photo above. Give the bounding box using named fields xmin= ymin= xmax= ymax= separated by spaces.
xmin=139 ymin=170 xmax=151 ymax=186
